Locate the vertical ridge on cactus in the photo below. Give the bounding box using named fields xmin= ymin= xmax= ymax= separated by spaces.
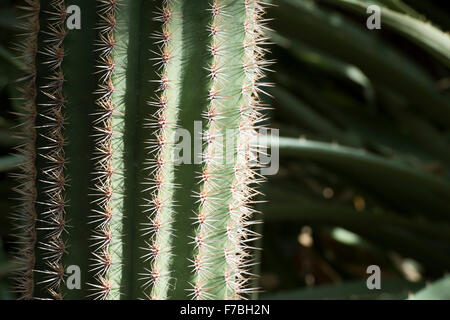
xmin=143 ymin=0 xmax=182 ymax=300
xmin=193 ymin=0 xmax=249 ymax=300
xmin=11 ymin=0 xmax=40 ymax=300
xmin=34 ymin=0 xmax=68 ymax=300
xmin=191 ymin=0 xmax=269 ymax=300
xmin=90 ymin=0 xmax=122 ymax=300
xmin=11 ymin=0 xmax=270 ymax=300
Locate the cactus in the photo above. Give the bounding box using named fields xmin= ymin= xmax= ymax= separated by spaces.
xmin=11 ymin=0 xmax=270 ymax=300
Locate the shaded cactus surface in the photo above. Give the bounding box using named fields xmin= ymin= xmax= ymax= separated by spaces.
xmin=12 ymin=0 xmax=270 ymax=300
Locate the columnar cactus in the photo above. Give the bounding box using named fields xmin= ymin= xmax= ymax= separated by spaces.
xmin=11 ymin=0 xmax=270 ymax=300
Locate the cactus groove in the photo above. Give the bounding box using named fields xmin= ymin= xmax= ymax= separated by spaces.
xmin=11 ymin=0 xmax=270 ymax=300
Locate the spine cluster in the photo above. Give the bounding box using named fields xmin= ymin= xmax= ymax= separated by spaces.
xmin=11 ymin=0 xmax=40 ymax=300
xmin=35 ymin=0 xmax=68 ymax=299
xmin=143 ymin=0 xmax=183 ymax=300
xmin=90 ymin=0 xmax=120 ymax=300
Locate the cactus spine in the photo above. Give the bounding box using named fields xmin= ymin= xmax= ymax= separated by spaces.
xmin=144 ymin=0 xmax=183 ymax=300
xmin=36 ymin=0 xmax=71 ymax=300
xmin=12 ymin=0 xmax=270 ymax=300
xmin=12 ymin=0 xmax=40 ymax=300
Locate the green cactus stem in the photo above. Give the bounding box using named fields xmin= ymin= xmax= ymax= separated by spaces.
xmin=12 ymin=0 xmax=270 ymax=300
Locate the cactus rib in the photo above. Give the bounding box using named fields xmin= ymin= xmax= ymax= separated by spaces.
xmin=34 ymin=0 xmax=68 ymax=300
xmin=191 ymin=0 xmax=268 ymax=300
xmin=11 ymin=0 xmax=40 ymax=300
xmin=143 ymin=0 xmax=183 ymax=300
xmin=90 ymin=0 xmax=125 ymax=300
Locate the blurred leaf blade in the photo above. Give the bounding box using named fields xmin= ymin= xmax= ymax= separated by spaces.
xmin=0 ymin=155 xmax=24 ymax=172
xmin=271 ymin=0 xmax=450 ymax=127
xmin=327 ymin=0 xmax=450 ymax=68
xmin=263 ymin=198 xmax=450 ymax=269
xmin=262 ymin=136 xmax=450 ymax=219
xmin=408 ymin=276 xmax=450 ymax=300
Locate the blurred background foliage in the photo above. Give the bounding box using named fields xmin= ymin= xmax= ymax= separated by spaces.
xmin=0 ymin=0 xmax=449 ymax=299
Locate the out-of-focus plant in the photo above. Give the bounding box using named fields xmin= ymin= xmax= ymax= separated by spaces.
xmin=259 ymin=0 xmax=450 ymax=299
